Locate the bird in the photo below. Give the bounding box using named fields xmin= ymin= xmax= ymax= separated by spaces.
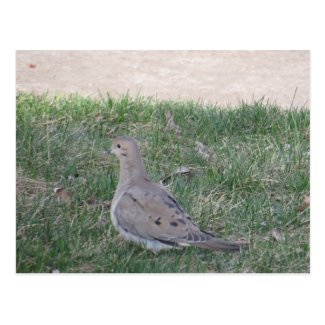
xmin=109 ymin=136 xmax=241 ymax=253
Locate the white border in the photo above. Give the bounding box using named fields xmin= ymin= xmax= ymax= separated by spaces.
xmin=1 ymin=1 xmax=324 ymax=324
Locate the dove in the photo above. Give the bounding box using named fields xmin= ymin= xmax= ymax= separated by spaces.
xmin=109 ymin=136 xmax=241 ymax=253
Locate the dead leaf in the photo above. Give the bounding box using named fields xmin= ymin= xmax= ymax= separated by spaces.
xmin=174 ymin=166 xmax=190 ymax=175
xmin=68 ymin=173 xmax=86 ymax=184
xmin=235 ymin=239 xmax=250 ymax=244
xmin=295 ymin=194 xmax=310 ymax=212
xmin=165 ymin=110 xmax=181 ymax=135
xmin=160 ymin=166 xmax=191 ymax=185
xmin=86 ymin=198 xmax=97 ymax=205
xmin=271 ymin=229 xmax=285 ymax=241
xmin=86 ymin=198 xmax=111 ymax=209
xmin=195 ymin=141 xmax=216 ymax=162
xmin=303 ymin=195 xmax=310 ymax=205
xmin=54 ymin=187 xmax=72 ymax=204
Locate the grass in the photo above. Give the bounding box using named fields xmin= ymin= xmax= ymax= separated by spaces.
xmin=16 ymin=92 xmax=310 ymax=273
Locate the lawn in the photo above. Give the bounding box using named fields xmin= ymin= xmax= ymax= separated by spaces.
xmin=16 ymin=92 xmax=310 ymax=273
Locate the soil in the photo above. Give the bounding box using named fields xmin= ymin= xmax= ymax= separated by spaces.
xmin=16 ymin=50 xmax=309 ymax=108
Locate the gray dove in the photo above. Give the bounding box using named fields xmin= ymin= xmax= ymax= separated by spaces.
xmin=110 ymin=136 xmax=241 ymax=253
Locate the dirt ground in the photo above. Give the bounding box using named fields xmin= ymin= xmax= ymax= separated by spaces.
xmin=16 ymin=50 xmax=310 ymax=108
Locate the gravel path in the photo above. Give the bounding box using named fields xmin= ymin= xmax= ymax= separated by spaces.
xmin=16 ymin=50 xmax=309 ymax=108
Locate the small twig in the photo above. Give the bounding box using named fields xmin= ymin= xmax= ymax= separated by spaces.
xmin=290 ymin=87 xmax=298 ymax=109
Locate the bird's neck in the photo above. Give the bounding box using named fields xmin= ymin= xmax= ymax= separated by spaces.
xmin=117 ymin=157 xmax=149 ymax=188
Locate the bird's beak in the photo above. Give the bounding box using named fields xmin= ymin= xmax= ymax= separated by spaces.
xmin=107 ymin=147 xmax=117 ymax=155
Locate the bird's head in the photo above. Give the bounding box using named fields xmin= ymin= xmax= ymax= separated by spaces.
xmin=109 ymin=136 xmax=140 ymax=160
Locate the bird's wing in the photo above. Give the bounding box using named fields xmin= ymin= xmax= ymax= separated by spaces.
xmin=113 ymin=182 xmax=211 ymax=245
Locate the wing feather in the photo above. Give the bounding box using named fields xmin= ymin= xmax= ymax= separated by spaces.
xmin=114 ymin=184 xmax=209 ymax=244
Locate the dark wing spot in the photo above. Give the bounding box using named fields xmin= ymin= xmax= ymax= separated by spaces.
xmin=163 ymin=198 xmax=176 ymax=209
xmin=169 ymin=195 xmax=182 ymax=207
xmin=165 ymin=195 xmax=186 ymax=213
xmin=148 ymin=215 xmax=152 ymax=219
xmin=186 ymin=216 xmax=192 ymax=221
xmin=121 ymin=153 xmax=127 ymax=157
xmin=126 ymin=193 xmax=144 ymax=208
xmin=170 ymin=221 xmax=178 ymax=227
xmin=155 ymin=217 xmax=162 ymax=225
xmin=177 ymin=219 xmax=186 ymax=225
xmin=174 ymin=210 xmax=180 ymax=215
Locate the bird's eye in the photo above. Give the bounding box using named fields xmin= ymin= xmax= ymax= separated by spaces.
xmin=117 ymin=144 xmax=121 ymax=148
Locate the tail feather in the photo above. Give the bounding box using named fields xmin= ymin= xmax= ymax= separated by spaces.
xmin=194 ymin=238 xmax=241 ymax=252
